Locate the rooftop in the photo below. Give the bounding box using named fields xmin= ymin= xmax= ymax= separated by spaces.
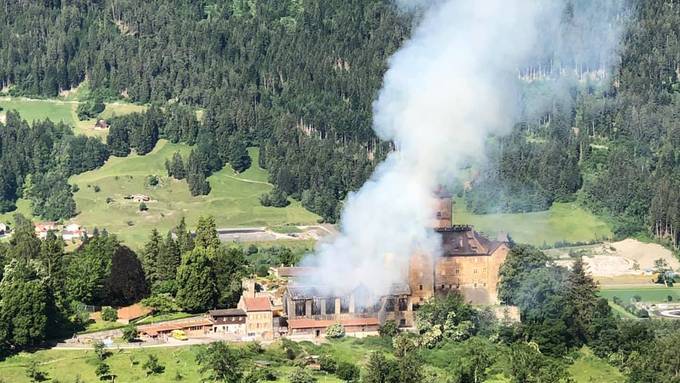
xmin=208 ymin=308 xmax=246 ymax=317
xmin=243 ymin=297 xmax=272 ymax=312
xmin=288 ymin=317 xmax=380 ymax=329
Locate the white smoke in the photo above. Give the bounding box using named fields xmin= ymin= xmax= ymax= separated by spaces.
xmin=300 ymin=0 xmax=624 ymax=299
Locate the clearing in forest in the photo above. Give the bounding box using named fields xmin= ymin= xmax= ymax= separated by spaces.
xmin=453 ymin=198 xmax=613 ymax=246
xmin=0 ymin=96 xmax=145 ymax=137
xmin=67 ymin=141 xmax=318 ymax=249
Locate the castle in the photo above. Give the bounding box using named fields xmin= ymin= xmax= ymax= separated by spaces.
xmin=281 ymin=189 xmax=510 ymax=336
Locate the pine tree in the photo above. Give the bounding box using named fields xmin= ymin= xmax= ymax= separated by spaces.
xmin=141 ymin=229 xmax=162 ymax=287
xmin=156 ymin=232 xmax=181 ymax=283
xmin=563 ymin=257 xmax=599 ymax=346
xmin=175 ymin=217 xmax=194 ymax=254
xmin=194 ymin=216 xmax=220 ymax=249
xmin=175 ymin=247 xmax=217 ymax=312
xmin=228 ymin=136 xmax=251 ymax=173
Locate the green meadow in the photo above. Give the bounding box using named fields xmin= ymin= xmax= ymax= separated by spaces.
xmin=0 ymin=339 xmax=621 ymax=383
xmin=599 ymin=285 xmax=680 ymax=303
xmin=454 ymin=198 xmax=613 ymax=247
xmin=67 ymin=141 xmax=318 ymax=249
xmin=0 ymin=96 xmax=145 ymax=137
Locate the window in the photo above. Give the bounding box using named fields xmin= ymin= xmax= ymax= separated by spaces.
xmin=385 ymin=298 xmax=396 ymax=312
xmin=456 ymin=269 xmax=460 ymax=274
xmin=295 ymin=301 xmax=306 ymax=317
xmin=436 ymin=211 xmax=442 ymax=218
xmin=398 ymin=298 xmax=408 ymax=311
xmin=399 ymin=319 xmax=406 ymax=327
xmin=419 ymin=284 xmax=423 ymax=291
xmin=325 ymin=299 xmax=336 ymax=315
xmin=441 ymin=284 xmax=445 ymax=289
xmin=312 ymin=299 xmax=321 ymax=316
xmin=340 ymin=297 xmax=350 ymax=313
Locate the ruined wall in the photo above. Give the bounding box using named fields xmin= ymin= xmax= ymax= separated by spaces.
xmin=408 ymin=251 xmax=435 ymax=305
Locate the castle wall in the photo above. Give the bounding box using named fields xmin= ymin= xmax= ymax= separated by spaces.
xmin=408 ymin=251 xmax=434 ymax=305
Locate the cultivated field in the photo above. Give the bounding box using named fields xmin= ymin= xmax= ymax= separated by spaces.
xmin=454 ymin=199 xmax=613 ymax=246
xmin=67 ymin=141 xmax=318 ymax=249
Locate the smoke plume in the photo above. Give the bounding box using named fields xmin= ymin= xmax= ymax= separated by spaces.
xmin=300 ymin=0 xmax=626 ymax=300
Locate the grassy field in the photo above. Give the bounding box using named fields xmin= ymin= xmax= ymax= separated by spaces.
xmin=454 ymin=198 xmax=613 ymax=247
xmin=0 ymin=339 xmax=621 ymax=383
xmin=0 ymin=96 xmax=145 ymax=138
xmin=66 ymin=141 xmax=318 ymax=249
xmin=599 ymin=285 xmax=680 ymax=303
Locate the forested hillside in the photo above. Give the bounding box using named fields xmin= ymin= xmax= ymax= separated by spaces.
xmin=0 ymin=0 xmax=679 ymax=248
xmin=0 ymin=0 xmax=409 ymax=222
xmin=466 ymin=0 xmax=680 ymax=249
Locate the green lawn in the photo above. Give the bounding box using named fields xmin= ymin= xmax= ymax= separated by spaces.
xmin=454 ymin=198 xmax=613 ymax=247
xmin=599 ymin=285 xmax=680 ymax=303
xmin=67 ymin=141 xmax=318 ymax=249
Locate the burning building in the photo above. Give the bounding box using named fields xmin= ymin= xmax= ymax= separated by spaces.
xmin=281 ymin=188 xmax=509 ymax=335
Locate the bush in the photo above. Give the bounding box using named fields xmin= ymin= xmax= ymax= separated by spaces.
xmin=335 ymin=362 xmax=360 ymax=382
xmin=25 ymin=360 xmax=48 ymax=382
xmin=146 ymin=175 xmax=159 ymax=186
xmin=325 ymin=323 xmax=345 ymax=339
xmin=143 ymin=355 xmax=165 ymax=375
xmin=93 ymin=185 xmax=101 ymax=193
xmin=288 ymin=367 xmax=317 ymax=383
xmin=122 ymin=325 xmax=138 ymax=342
xmin=319 ymin=354 xmax=337 ymax=373
xmin=139 ymin=202 xmax=148 ymax=211
xmin=379 ymin=320 xmax=399 ymax=338
xmin=101 ymin=306 xmax=118 ymax=322
xmin=106 ymin=197 xmax=113 ymax=204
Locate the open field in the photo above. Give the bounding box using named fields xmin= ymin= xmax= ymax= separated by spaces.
xmin=67 ymin=141 xmax=318 ymax=249
xmin=0 ymin=338 xmax=621 ymax=383
xmin=599 ymin=285 xmax=680 ymax=303
xmin=454 ymin=198 xmax=613 ymax=247
xmin=0 ymin=96 xmax=145 ymax=138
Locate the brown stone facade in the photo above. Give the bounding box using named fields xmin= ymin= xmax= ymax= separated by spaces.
xmin=409 ymin=192 xmax=509 ymax=305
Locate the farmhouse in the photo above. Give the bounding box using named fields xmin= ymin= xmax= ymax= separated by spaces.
xmin=208 ymin=309 xmax=247 ymax=335
xmin=62 ymin=223 xmax=86 ymax=241
xmin=35 ymin=221 xmax=59 ymax=240
xmin=237 ymin=296 xmax=274 ymax=339
xmin=93 ymin=119 xmax=109 ymax=130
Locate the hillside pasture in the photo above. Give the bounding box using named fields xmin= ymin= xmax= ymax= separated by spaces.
xmin=68 ymin=141 xmax=318 ymax=249
xmin=0 ymin=96 xmax=145 ymax=137
xmin=454 ymin=198 xmax=613 ymax=247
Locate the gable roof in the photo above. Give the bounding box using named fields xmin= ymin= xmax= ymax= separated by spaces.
xmin=438 ymin=226 xmax=505 ymax=256
xmin=243 ymin=297 xmax=272 ymax=312
xmin=209 ymin=309 xmax=246 ymax=317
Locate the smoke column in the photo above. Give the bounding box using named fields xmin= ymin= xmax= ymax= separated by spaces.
xmin=300 ymin=0 xmax=624 ymax=299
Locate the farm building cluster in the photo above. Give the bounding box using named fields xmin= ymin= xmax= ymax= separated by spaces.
xmin=34 ymin=221 xmax=87 ymax=241
xmin=131 ymin=189 xmax=518 ymax=342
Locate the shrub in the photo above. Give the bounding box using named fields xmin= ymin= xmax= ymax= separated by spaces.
xmin=106 ymin=197 xmax=113 ymax=204
xmin=633 ymin=295 xmax=642 ymax=302
xmin=93 ymin=340 xmax=110 ymax=361
xmin=93 ymin=185 xmax=101 ymax=192
xmin=25 ymin=360 xmax=47 ymax=382
xmin=335 ymin=362 xmax=360 ymax=382
xmin=143 ymin=355 xmax=165 ymax=375
xmin=668 ymin=295 xmax=674 ymax=302
xmin=146 ymin=175 xmax=159 ymax=187
xmin=379 ymin=320 xmax=399 ymax=338
xmin=94 ymin=362 xmax=111 ymax=381
xmin=71 ymin=184 xmax=80 ymax=193
xmin=139 ymin=202 xmax=148 ymax=211
xmin=122 ymin=325 xmax=138 ymax=342
xmin=319 ymin=354 xmax=337 ymax=373
xmin=288 ymin=367 xmax=317 ymax=383
xmin=101 ymin=306 xmax=118 ymax=322
xmin=325 ymin=323 xmax=345 ymax=339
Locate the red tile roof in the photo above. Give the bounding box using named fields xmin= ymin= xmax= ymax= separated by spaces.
xmin=138 ymin=317 xmax=214 ymax=336
xmin=288 ymin=317 xmax=380 ymax=329
xmin=243 ymin=297 xmax=272 ymax=312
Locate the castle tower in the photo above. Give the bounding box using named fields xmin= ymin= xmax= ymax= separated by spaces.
xmin=433 ymin=186 xmax=453 ymax=229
